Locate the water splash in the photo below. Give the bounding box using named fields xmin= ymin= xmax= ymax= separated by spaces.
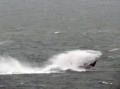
xmin=0 ymin=56 xmax=38 ymax=75
xmin=0 ymin=50 xmax=102 ymax=75
xmin=47 ymin=50 xmax=102 ymax=72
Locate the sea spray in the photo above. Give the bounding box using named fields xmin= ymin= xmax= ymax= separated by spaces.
xmin=0 ymin=56 xmax=37 ymax=74
xmin=46 ymin=50 xmax=102 ymax=71
xmin=0 ymin=50 xmax=102 ymax=75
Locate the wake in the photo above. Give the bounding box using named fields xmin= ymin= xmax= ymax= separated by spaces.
xmin=0 ymin=50 xmax=102 ymax=75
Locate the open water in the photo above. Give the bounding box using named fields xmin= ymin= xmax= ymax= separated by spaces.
xmin=0 ymin=0 xmax=120 ymax=89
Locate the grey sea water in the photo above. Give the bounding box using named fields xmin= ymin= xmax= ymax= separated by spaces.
xmin=0 ymin=0 xmax=120 ymax=89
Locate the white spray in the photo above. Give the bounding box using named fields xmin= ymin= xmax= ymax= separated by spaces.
xmin=0 ymin=50 xmax=102 ymax=75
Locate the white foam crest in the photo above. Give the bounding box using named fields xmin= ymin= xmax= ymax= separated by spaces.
xmin=109 ymin=48 xmax=119 ymax=52
xmin=0 ymin=41 xmax=12 ymax=45
xmin=0 ymin=50 xmax=102 ymax=75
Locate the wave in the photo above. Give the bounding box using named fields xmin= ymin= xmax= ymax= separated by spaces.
xmin=0 ymin=49 xmax=102 ymax=75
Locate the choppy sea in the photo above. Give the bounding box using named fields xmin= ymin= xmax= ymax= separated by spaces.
xmin=0 ymin=0 xmax=120 ymax=89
